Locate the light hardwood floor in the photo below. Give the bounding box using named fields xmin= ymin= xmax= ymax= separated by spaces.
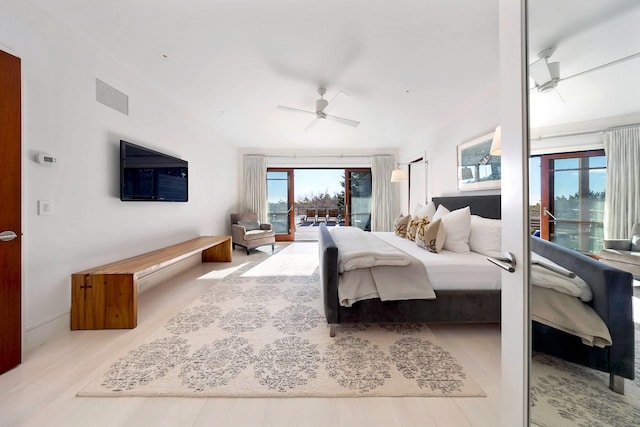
xmin=0 ymin=243 xmax=501 ymax=427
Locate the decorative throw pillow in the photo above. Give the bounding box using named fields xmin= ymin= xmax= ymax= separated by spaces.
xmin=393 ymin=214 xmax=411 ymax=237
xmin=415 ymin=201 xmax=437 ymax=220
xmin=238 ymin=220 xmax=260 ymax=231
xmin=432 ymin=205 xmax=471 ymax=252
xmin=632 ymin=235 xmax=640 ymax=252
xmin=411 ymin=217 xmax=430 ymax=244
xmin=469 ymin=215 xmax=502 ymax=257
xmin=407 ymin=216 xmax=423 ymax=241
xmin=416 ymin=218 xmax=446 ymax=253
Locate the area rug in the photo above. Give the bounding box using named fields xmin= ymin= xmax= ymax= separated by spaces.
xmin=78 ymin=247 xmax=485 ymax=398
xmin=530 ymin=323 xmax=640 ymax=427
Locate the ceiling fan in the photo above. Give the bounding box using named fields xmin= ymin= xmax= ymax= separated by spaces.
xmin=277 ymin=87 xmax=360 ymax=131
xmin=529 ymin=47 xmax=563 ymax=99
xmin=529 ymin=46 xmax=640 ymax=100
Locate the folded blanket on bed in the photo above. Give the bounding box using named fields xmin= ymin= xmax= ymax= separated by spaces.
xmin=531 ymin=286 xmax=611 ymax=347
xmin=530 ymin=253 xmax=592 ymax=302
xmin=331 ymin=226 xmax=411 ymax=273
xmin=339 ymin=253 xmax=436 ymax=307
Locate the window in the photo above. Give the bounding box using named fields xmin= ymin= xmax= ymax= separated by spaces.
xmin=536 ymin=150 xmax=606 ymax=254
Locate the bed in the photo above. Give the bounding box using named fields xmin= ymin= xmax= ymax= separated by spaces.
xmin=530 ymin=236 xmax=635 ymax=394
xmin=318 ymin=194 xmax=635 ymax=393
xmin=318 ymin=195 xmax=502 ymax=336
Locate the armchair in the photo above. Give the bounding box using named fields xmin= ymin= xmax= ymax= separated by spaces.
xmin=599 ymin=222 xmax=640 ymax=279
xmin=230 ymin=213 xmax=275 ymax=255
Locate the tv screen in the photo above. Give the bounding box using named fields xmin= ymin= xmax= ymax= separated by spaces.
xmin=120 ymin=140 xmax=188 ymax=202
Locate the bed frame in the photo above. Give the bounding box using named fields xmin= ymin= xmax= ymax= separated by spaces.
xmin=531 ymin=236 xmax=635 ymax=394
xmin=318 ymin=195 xmax=502 ymax=337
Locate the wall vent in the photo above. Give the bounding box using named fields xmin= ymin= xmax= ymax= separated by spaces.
xmin=96 ymin=78 xmax=128 ymax=115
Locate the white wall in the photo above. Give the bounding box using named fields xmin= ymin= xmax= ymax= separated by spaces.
xmin=0 ymin=1 xmax=238 ymax=350
xmin=396 ymin=95 xmax=501 ymax=210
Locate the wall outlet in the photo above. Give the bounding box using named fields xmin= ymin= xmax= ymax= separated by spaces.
xmin=38 ymin=200 xmax=53 ymax=216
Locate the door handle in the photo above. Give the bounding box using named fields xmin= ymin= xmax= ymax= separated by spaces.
xmin=543 ymin=207 xmax=557 ymax=220
xmin=0 ymin=231 xmax=18 ymax=242
xmin=486 ymin=252 xmax=516 ymax=273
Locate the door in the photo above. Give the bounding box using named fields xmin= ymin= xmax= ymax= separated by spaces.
xmin=539 ymin=150 xmax=606 ymax=254
xmin=345 ymin=169 xmax=372 ymax=230
xmin=0 ymin=50 xmax=22 ymax=374
xmin=266 ymin=169 xmax=294 ymax=241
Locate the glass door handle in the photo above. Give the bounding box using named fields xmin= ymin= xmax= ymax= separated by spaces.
xmin=543 ymin=207 xmax=557 ymax=220
xmin=0 ymin=231 xmax=18 ymax=242
xmin=486 ymin=252 xmax=516 ymax=273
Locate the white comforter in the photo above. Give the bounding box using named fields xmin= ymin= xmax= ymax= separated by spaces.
xmin=330 ymin=227 xmax=411 ymax=273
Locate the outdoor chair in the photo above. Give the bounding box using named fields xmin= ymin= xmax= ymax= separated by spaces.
xmin=327 ymin=209 xmax=339 ymax=224
xmin=316 ymin=209 xmax=328 ymax=223
xmin=304 ymin=209 xmax=316 ymax=224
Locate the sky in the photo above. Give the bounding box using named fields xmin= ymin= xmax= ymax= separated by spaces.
xmin=267 ymin=169 xmax=345 ymax=203
xmin=529 ymin=156 xmax=606 ymax=204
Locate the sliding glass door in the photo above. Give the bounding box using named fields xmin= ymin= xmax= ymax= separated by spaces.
xmin=345 ymin=169 xmax=372 ymax=231
xmin=266 ymin=169 xmax=294 ymax=241
xmin=539 ymin=150 xmax=606 ymax=254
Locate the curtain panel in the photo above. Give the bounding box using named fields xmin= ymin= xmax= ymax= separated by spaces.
xmin=603 ymin=127 xmax=640 ymax=239
xmin=371 ymin=155 xmax=397 ymax=232
xmin=242 ymin=155 xmax=267 ymax=222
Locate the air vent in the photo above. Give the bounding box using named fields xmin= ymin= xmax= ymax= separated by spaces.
xmin=96 ymin=78 xmax=128 ymax=115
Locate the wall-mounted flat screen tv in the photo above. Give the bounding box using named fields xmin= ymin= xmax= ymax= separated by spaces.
xmin=120 ymin=140 xmax=188 ymax=202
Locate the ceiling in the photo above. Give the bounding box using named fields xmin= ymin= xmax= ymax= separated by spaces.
xmin=25 ymin=0 xmax=640 ymax=149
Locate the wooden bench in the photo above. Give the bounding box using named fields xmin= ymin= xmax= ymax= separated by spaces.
xmin=71 ymin=236 xmax=232 ymax=330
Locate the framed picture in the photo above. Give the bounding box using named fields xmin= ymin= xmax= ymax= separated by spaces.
xmin=457 ymin=131 xmax=501 ymax=191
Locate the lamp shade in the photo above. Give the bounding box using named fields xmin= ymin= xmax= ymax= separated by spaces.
xmin=390 ymin=169 xmax=408 ymax=182
xmin=490 ymin=125 xmax=502 ymax=156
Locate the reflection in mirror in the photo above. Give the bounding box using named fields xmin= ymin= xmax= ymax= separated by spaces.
xmin=528 ymin=1 xmax=640 ymax=425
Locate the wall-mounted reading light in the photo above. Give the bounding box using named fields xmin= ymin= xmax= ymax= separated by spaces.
xmin=390 ymin=168 xmax=409 ymax=182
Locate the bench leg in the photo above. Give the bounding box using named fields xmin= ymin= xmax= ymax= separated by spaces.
xmin=329 ymin=324 xmax=336 ymax=337
xmin=610 ymin=374 xmax=625 ymax=395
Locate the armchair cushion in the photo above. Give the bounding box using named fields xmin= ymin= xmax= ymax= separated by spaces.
xmin=603 ymin=239 xmax=632 ymax=251
xmin=238 ymin=220 xmax=260 ymax=231
xmin=631 ymin=222 xmax=640 ymax=251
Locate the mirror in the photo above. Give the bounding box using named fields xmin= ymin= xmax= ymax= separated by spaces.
xmin=528 ymin=1 xmax=640 ymax=425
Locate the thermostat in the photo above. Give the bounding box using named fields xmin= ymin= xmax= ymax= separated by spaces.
xmin=36 ymin=153 xmax=57 ymax=165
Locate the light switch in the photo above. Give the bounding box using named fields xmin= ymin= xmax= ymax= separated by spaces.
xmin=38 ymin=200 xmax=53 ymax=216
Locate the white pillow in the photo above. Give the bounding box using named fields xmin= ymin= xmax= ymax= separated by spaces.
xmin=414 ymin=201 xmax=436 ymax=220
xmin=530 ymin=253 xmax=592 ymax=302
xmin=469 ymin=215 xmax=502 ymax=257
xmin=432 ymin=205 xmax=471 ymax=253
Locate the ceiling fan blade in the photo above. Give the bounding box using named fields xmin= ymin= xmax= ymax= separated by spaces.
xmin=276 ymin=105 xmax=315 ymax=115
xmin=326 ymin=114 xmax=360 ymax=127
xmin=304 ymin=117 xmax=320 ymax=132
xmin=552 ymin=87 xmax=565 ymax=103
xmin=324 ymin=90 xmax=350 ymax=114
xmin=529 ymin=58 xmax=552 ymax=86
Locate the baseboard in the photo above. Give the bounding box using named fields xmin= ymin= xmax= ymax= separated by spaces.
xmin=25 ymin=311 xmax=70 ymax=353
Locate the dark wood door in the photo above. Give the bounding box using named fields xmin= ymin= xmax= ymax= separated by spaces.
xmin=267 ymin=169 xmax=295 ymax=242
xmin=0 ymin=50 xmax=22 ymax=374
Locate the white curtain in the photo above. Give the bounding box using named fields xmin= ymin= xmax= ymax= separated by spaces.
xmin=370 ymin=155 xmax=397 ymax=232
xmin=242 ymin=154 xmax=267 ymax=222
xmin=603 ymin=127 xmax=640 ymax=239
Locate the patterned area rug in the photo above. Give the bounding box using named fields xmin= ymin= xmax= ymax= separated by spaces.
xmin=78 ymin=247 xmax=485 ymax=398
xmin=530 ymin=323 xmax=640 ymax=427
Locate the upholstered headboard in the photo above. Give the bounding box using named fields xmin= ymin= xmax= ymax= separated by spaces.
xmin=432 ymin=195 xmax=501 ymax=219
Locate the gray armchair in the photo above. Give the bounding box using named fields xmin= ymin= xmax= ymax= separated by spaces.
xmin=599 ymin=222 xmax=640 ymax=279
xmin=230 ymin=213 xmax=275 ymax=255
